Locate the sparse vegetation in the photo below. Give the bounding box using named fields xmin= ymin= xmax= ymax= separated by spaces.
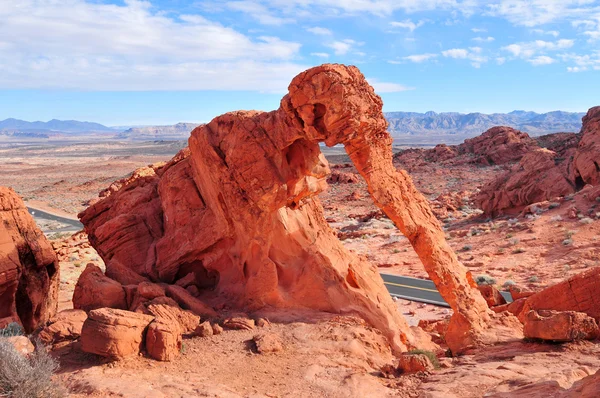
xmin=562 ymin=238 xmax=573 ymax=246
xmin=0 ymin=323 xmax=24 ymax=338
xmin=549 ymin=202 xmax=561 ymax=209
xmin=512 ymin=247 xmax=526 ymax=254
xmin=550 ymin=215 xmax=562 ymax=222
xmin=475 ymin=274 xmax=496 ymax=286
xmin=0 ymin=338 xmax=65 ymax=398
xmin=580 ymin=217 xmax=594 ymax=225
xmin=502 ymin=280 xmax=516 ymax=289
xmin=407 ymin=349 xmax=440 ymax=369
xmin=461 ymin=245 xmax=473 ymax=252
xmin=527 ymin=276 xmax=540 ymax=283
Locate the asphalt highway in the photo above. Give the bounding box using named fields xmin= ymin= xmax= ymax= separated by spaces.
xmin=381 ymin=273 xmax=513 ymax=307
xmin=27 ymin=207 xmax=83 ymax=232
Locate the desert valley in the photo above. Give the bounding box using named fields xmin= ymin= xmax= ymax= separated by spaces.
xmin=1 ymin=63 xmax=600 ymax=398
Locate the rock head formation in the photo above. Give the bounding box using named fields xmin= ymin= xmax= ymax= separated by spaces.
xmin=0 ymin=187 xmax=59 ymax=332
xmin=78 ymin=64 xmax=521 ymax=354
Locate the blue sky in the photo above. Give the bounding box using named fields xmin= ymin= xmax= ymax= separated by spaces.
xmin=1 ymin=0 xmax=599 ymax=126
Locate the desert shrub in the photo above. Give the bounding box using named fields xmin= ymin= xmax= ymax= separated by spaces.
xmin=550 ymin=215 xmax=563 ymax=222
xmin=461 ymin=245 xmax=473 ymax=252
xmin=509 ymin=238 xmax=520 ymax=246
xmin=0 ymin=323 xmax=24 ymax=338
xmin=502 ymin=280 xmax=516 ymax=289
xmin=512 ymin=247 xmax=526 ymax=254
xmin=407 ymin=349 xmax=440 ymax=369
xmin=580 ymin=217 xmax=594 ymax=225
xmin=0 ymin=338 xmax=65 ymax=398
xmin=528 ymin=276 xmax=540 ymax=283
xmin=596 ymin=197 xmax=600 ymax=203
xmin=549 ymin=202 xmax=561 ymax=209
xmin=475 ymin=274 xmax=496 ymax=286
xmin=562 ymin=238 xmax=573 ymax=246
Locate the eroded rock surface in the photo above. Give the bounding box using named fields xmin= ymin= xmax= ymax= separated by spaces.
xmin=78 ymin=64 xmax=512 ymax=353
xmin=573 ymin=106 xmax=600 ymax=186
xmin=0 ymin=187 xmax=59 ymax=332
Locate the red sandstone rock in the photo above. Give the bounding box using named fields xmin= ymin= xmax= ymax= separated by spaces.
xmin=519 ymin=267 xmax=600 ymax=322
xmin=328 ymin=170 xmax=359 ymax=183
xmin=397 ymin=353 xmax=434 ymax=373
xmin=146 ymin=303 xmax=199 ymax=334
xmin=39 ymin=309 xmax=88 ymax=345
xmin=165 ymin=285 xmax=216 ymax=318
xmin=476 ymin=148 xmax=575 ymax=216
xmin=0 ymin=187 xmax=59 ymax=333
xmin=78 ymin=64 xmax=513 ymax=354
xmin=523 ymin=310 xmax=599 ymax=342
xmin=253 ymin=333 xmax=283 ymax=354
xmin=478 ymin=285 xmax=507 ymax=308
xmin=146 ymin=320 xmax=182 ymax=361
xmin=223 ymin=317 xmax=255 ymax=330
xmin=573 ymin=106 xmax=600 ymax=186
xmin=194 ymin=321 xmax=213 ymax=337
xmin=73 ymin=264 xmax=127 ymax=312
xmin=80 ymin=308 xmax=154 ymax=359
xmin=461 ymin=126 xmax=538 ymax=165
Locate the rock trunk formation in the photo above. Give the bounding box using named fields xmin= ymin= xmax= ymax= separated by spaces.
xmin=0 ymin=187 xmax=59 ymax=332
xmin=79 ymin=64 xmax=516 ymax=353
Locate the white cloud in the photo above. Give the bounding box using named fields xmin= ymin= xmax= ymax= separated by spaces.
xmin=528 ymin=55 xmax=555 ymax=66
xmin=390 ymin=19 xmax=426 ymax=32
xmin=310 ymin=52 xmax=330 ymax=58
xmin=306 ymin=27 xmax=332 ymax=35
xmin=503 ymin=39 xmax=574 ymax=58
xmin=567 ymin=66 xmax=588 ymax=72
xmin=471 ymin=27 xmax=487 ymax=32
xmin=472 ymin=36 xmax=495 ymax=42
xmin=442 ymin=48 xmax=469 ymax=59
xmin=442 ymin=47 xmax=488 ymax=68
xmin=496 ymin=57 xmax=506 ymax=65
xmin=560 ymin=52 xmax=600 ymax=71
xmin=487 ymin=0 xmax=600 ymax=27
xmin=326 ymin=39 xmax=361 ymax=55
xmin=532 ymin=29 xmax=560 ymax=37
xmin=226 ymin=1 xmax=295 ymax=25
xmin=403 ymin=53 xmax=438 ymax=63
xmin=0 ymin=0 xmax=306 ymax=91
xmin=366 ymin=78 xmax=414 ymax=93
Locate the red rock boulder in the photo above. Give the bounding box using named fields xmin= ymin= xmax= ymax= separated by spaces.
xmin=461 ymin=126 xmax=538 ymax=165
xmin=39 ymin=309 xmax=88 ymax=345
xmin=80 ymin=308 xmax=154 ymax=359
xmin=73 ymin=264 xmax=127 ymax=312
xmin=146 ymin=320 xmax=182 ymax=361
xmin=0 ymin=187 xmax=59 ymax=333
xmin=523 ymin=310 xmax=599 ymax=342
xmin=573 ymin=106 xmax=600 ymax=186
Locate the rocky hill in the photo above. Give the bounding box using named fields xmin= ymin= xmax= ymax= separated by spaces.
xmin=0 ymin=118 xmax=114 ymax=132
xmin=385 ymin=110 xmax=585 ymax=138
xmin=116 ymin=122 xmax=200 ymax=140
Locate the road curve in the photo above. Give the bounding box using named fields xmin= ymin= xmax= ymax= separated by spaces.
xmin=381 ymin=273 xmax=513 ymax=307
xmin=27 ymin=207 xmax=83 ymax=231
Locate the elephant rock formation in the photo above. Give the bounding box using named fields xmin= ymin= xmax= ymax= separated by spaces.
xmin=79 ymin=64 xmax=519 ymax=354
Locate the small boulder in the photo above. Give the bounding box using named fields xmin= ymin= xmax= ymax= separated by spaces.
xmin=478 ymin=285 xmax=507 ymax=308
xmin=38 ymin=309 xmax=87 ymax=345
xmin=397 ymin=353 xmax=435 ymax=373
xmin=194 ymin=321 xmax=213 ymax=337
xmin=137 ymin=282 xmax=166 ymax=300
xmin=146 ymin=320 xmax=182 ymax=361
xmin=523 ymin=310 xmax=599 ymax=342
xmin=80 ymin=308 xmax=154 ymax=359
xmin=253 ymin=333 xmax=283 ymax=354
xmin=73 ymin=264 xmax=127 ymax=312
xmin=212 ymin=323 xmax=223 ymax=335
xmin=6 ymin=336 xmax=34 ymax=356
xmin=256 ymin=318 xmax=271 ymax=328
xmin=223 ymin=317 xmax=255 ymax=330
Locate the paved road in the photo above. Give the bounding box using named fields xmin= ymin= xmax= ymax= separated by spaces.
xmin=381 ymin=273 xmax=513 ymax=307
xmin=27 ymin=207 xmax=83 ymax=232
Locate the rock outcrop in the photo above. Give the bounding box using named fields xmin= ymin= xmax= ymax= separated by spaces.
xmin=78 ymin=64 xmax=517 ymax=354
xmin=523 ymin=310 xmax=599 ymax=342
xmin=476 ymin=148 xmax=575 ymax=216
xmin=462 ymin=126 xmax=538 ymax=165
xmin=573 ymin=106 xmax=600 ymax=186
xmin=0 ymin=187 xmax=59 ymax=333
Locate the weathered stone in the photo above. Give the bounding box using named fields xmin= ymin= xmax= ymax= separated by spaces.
xmin=73 ymin=264 xmax=127 ymax=312
xmin=147 ymin=303 xmax=199 ymax=334
xmin=223 ymin=317 xmax=255 ymax=330
xmin=38 ymin=309 xmax=87 ymax=345
xmin=194 ymin=321 xmax=213 ymax=337
xmin=80 ymin=308 xmax=154 ymax=359
xmin=146 ymin=320 xmax=182 ymax=361
xmin=478 ymin=285 xmax=507 ymax=308
xmin=253 ymin=333 xmax=283 ymax=354
xmin=523 ymin=310 xmax=599 ymax=342
xmin=0 ymin=187 xmax=59 ymax=333
xmin=573 ymin=106 xmax=600 ymax=186
xmin=397 ymin=353 xmax=434 ymax=373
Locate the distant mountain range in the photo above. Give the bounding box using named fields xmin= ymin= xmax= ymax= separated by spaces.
xmin=385 ymin=110 xmax=585 ymax=137
xmin=0 ymin=118 xmax=114 ymax=132
xmin=0 ymin=110 xmax=587 ymax=142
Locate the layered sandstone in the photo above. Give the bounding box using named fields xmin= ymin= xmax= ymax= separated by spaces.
xmin=573 ymin=106 xmax=600 ymax=186
xmin=0 ymin=187 xmax=59 ymax=332
xmin=79 ymin=64 xmax=515 ymax=353
xmin=476 ymin=148 xmax=575 ymax=216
